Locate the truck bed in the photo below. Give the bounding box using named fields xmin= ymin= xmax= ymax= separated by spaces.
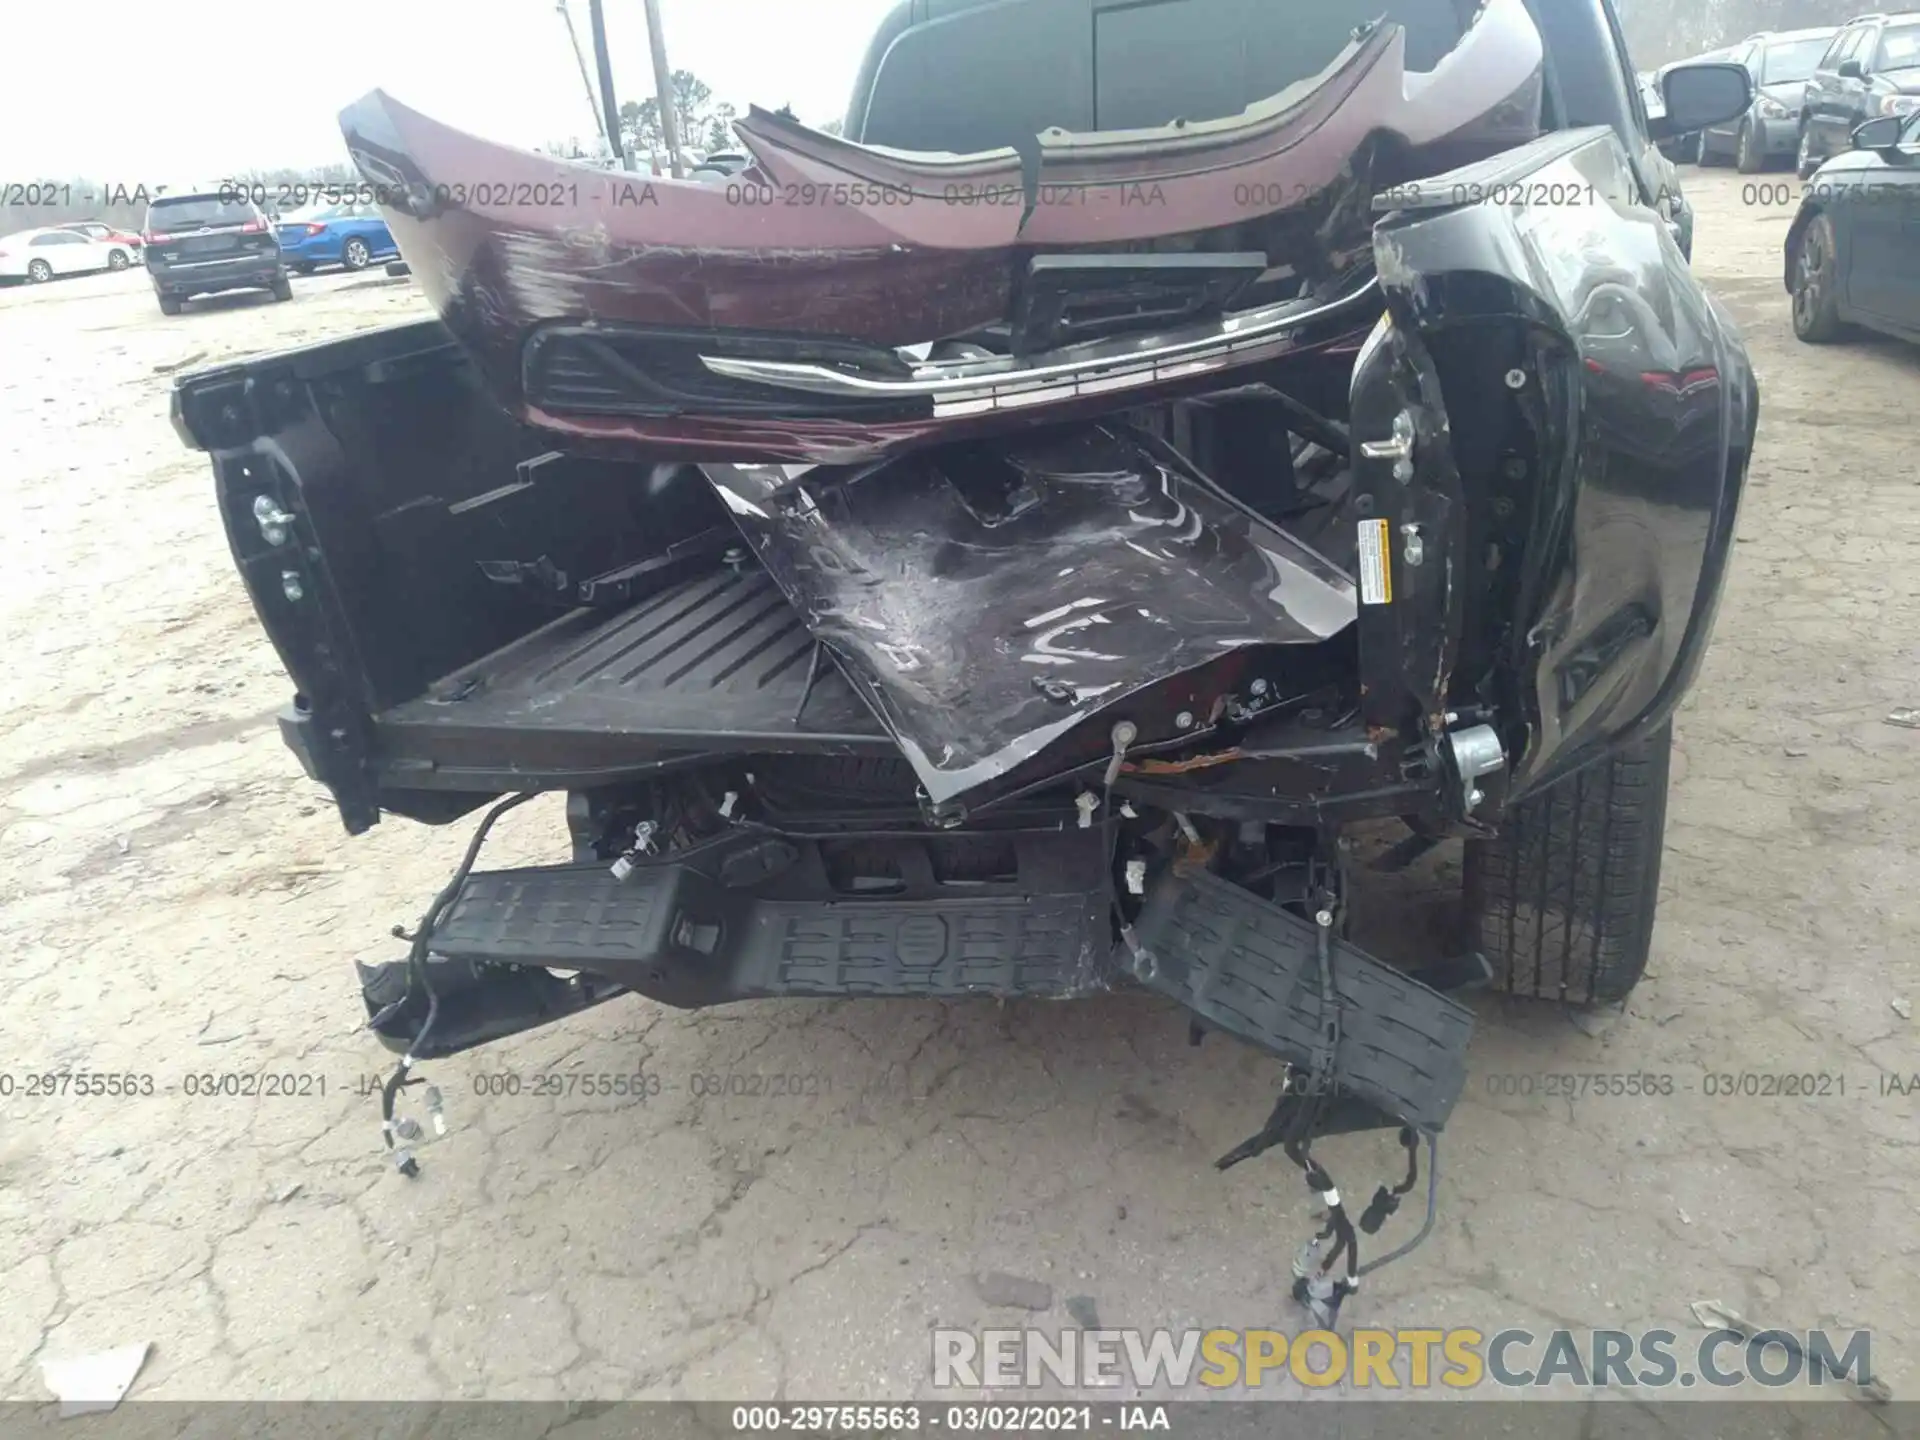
xmin=373 ymin=566 xmax=892 ymax=790
xmin=168 ymin=319 xmax=902 ymax=825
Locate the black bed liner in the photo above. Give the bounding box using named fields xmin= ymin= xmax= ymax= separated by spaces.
xmin=371 ymin=566 xmax=893 ymax=788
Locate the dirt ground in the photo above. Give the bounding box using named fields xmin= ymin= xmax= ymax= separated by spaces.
xmin=0 ymin=170 xmax=1915 ymax=1405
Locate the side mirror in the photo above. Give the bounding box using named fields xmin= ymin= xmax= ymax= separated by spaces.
xmin=1650 ymin=62 xmax=1755 ymax=140
xmin=1838 ymin=59 xmax=1865 ymax=80
xmin=1852 ymin=114 xmax=1903 ymax=150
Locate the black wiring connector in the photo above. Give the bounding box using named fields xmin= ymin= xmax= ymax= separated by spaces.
xmin=1360 ymin=1127 xmax=1421 ymax=1233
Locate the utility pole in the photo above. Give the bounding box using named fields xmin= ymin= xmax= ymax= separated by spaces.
xmin=585 ymin=0 xmax=633 ymax=169
xmin=640 ymin=0 xmax=687 ymax=178
xmin=555 ymin=0 xmax=611 ymax=154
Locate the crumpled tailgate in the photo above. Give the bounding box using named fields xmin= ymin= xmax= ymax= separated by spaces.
xmin=702 ymin=423 xmax=1357 ymax=808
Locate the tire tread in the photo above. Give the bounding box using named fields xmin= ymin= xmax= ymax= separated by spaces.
xmin=1465 ymin=723 xmax=1670 ymax=1004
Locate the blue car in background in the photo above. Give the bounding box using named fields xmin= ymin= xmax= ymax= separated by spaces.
xmin=274 ymin=201 xmax=397 ymax=273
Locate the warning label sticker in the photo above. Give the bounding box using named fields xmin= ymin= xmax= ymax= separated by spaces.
xmin=1358 ymin=518 xmax=1392 ymax=605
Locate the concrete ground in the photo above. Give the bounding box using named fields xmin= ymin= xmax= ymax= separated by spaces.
xmin=0 ymin=170 xmax=1915 ymax=1404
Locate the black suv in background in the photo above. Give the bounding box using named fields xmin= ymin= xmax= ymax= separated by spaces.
xmin=1797 ymin=10 xmax=1920 ymax=175
xmin=142 ymin=192 xmax=290 ymax=315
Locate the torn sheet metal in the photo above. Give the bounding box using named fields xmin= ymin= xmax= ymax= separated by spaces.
xmin=702 ymin=424 xmax=1356 ymax=806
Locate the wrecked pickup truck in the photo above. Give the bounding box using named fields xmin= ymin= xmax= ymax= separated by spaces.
xmin=174 ymin=0 xmax=1757 ymax=1320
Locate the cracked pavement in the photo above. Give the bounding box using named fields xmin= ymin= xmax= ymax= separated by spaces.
xmin=0 ymin=171 xmax=1915 ymax=1403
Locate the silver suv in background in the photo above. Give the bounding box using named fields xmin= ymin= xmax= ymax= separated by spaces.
xmin=1698 ymin=27 xmax=1840 ymax=170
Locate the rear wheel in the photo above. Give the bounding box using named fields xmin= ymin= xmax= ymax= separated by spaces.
xmin=1735 ymin=120 xmax=1765 ymax=173
xmin=157 ymin=291 xmax=183 ymax=315
xmin=341 ymin=237 xmax=372 ymax=271
xmin=1790 ymin=212 xmax=1845 ymax=343
xmin=26 ymin=259 xmax=51 ymax=283
xmin=107 ymin=247 xmax=131 ymax=270
xmin=270 ymin=272 xmax=293 ymax=302
xmin=1697 ymin=129 xmax=1725 ymax=166
xmin=1464 ymin=722 xmax=1673 ymax=1005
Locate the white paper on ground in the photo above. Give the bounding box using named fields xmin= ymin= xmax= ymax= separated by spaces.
xmin=40 ymin=1342 xmax=152 ymax=1417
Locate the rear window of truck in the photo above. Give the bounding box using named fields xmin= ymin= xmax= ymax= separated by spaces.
xmin=146 ymin=196 xmax=258 ymax=230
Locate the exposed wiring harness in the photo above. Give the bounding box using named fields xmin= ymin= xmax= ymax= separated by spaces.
xmin=1095 ymin=723 xmax=1160 ymax=985
xmin=372 ymin=781 xmax=995 ymax=1179
xmin=1211 ymin=849 xmax=1438 ymax=1323
xmin=371 ymin=791 xmax=536 ymax=1177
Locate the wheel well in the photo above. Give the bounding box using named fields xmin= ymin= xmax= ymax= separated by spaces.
xmin=1784 ymin=204 xmax=1822 ymax=291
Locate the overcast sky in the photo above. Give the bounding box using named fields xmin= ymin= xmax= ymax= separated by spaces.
xmin=1 ymin=0 xmax=898 ymax=179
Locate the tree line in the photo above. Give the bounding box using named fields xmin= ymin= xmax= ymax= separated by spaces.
xmin=614 ymin=68 xmax=837 ymax=163
xmin=1619 ymin=0 xmax=1890 ymax=66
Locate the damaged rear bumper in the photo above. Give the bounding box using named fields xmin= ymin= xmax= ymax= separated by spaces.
xmin=359 ymin=829 xmax=1473 ymax=1135
xmin=337 ymin=0 xmax=1544 ymax=463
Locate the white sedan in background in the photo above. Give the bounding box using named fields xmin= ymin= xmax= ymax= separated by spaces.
xmin=0 ymin=226 xmax=137 ymax=284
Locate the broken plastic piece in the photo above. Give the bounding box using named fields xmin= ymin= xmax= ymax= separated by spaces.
xmin=1074 ymin=792 xmax=1099 ymax=829
xmin=425 ymin=1085 xmax=447 ymax=1137
xmin=610 ymin=854 xmax=636 ymax=881
xmin=1118 ymin=923 xmax=1157 ymax=982
xmin=1294 ymin=1272 xmax=1355 ymax=1327
xmin=1105 ymin=720 xmax=1138 ymax=786
xmin=40 ymin=1343 xmax=152 ymax=1418
xmin=1125 ymin=859 xmax=1147 ymax=894
xmin=1291 ymin=1235 xmax=1325 ymax=1278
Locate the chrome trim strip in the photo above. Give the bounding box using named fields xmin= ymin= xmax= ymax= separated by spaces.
xmin=699 ymin=277 xmax=1381 ymax=413
xmin=160 ymin=255 xmax=272 ymax=269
